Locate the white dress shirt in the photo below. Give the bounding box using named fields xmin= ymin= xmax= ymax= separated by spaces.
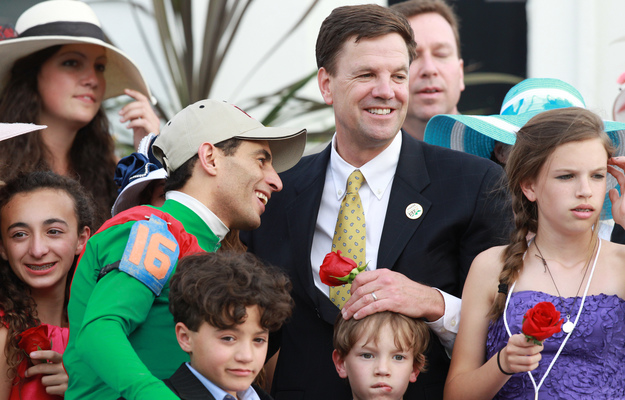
xmin=186 ymin=362 xmax=261 ymax=400
xmin=310 ymin=133 xmax=459 ymax=354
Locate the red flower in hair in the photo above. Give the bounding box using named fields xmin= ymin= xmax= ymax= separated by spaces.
xmin=0 ymin=25 xmax=16 ymax=41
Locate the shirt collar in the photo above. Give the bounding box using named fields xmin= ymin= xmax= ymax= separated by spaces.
xmin=165 ymin=191 xmax=229 ymax=241
xmin=185 ymin=363 xmax=260 ymax=400
xmin=329 ymin=132 xmax=401 ymax=200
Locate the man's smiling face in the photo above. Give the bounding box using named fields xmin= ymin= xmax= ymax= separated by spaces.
xmin=318 ymin=33 xmax=410 ymax=162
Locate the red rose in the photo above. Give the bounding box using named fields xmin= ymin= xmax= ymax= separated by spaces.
xmin=319 ymin=250 xmax=366 ymax=287
xmin=16 ymin=325 xmax=51 ymax=378
xmin=17 ymin=325 xmax=51 ymax=354
xmin=522 ymin=302 xmax=563 ymax=344
xmin=0 ymin=25 xmax=16 ymax=40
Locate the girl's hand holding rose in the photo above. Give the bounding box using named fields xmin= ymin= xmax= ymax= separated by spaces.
xmin=500 ymin=333 xmax=544 ymax=374
xmin=27 ymin=350 xmax=68 ymax=396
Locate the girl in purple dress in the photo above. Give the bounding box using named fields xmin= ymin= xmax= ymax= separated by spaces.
xmin=445 ymin=107 xmax=625 ymax=399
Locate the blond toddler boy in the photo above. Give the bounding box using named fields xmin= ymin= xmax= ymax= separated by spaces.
xmin=332 ymin=312 xmax=430 ymax=400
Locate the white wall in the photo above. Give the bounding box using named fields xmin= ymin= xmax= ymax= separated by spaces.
xmin=89 ymin=0 xmax=384 ymax=137
xmin=527 ymin=0 xmax=625 ymax=120
xmin=95 ymin=0 xmax=625 ymax=128
xmin=8 ymin=0 xmax=625 ymax=140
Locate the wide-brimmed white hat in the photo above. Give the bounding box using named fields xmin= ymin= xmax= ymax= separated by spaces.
xmin=0 ymin=123 xmax=47 ymax=141
xmin=424 ymin=77 xmax=625 ymax=220
xmin=0 ymin=0 xmax=151 ymax=101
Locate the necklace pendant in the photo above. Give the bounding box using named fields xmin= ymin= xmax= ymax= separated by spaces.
xmin=562 ymin=319 xmax=575 ymax=333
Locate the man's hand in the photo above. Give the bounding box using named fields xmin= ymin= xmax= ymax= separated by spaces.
xmin=609 ymin=156 xmax=625 ymax=227
xmin=341 ymin=269 xmax=445 ymax=321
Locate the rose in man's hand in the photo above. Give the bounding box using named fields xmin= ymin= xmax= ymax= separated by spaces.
xmin=319 ymin=250 xmax=365 ymax=286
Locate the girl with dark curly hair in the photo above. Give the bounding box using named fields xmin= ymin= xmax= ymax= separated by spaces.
xmin=0 ymin=171 xmax=93 ymax=399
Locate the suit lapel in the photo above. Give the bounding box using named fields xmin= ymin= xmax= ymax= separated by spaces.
xmin=285 ymin=135 xmax=433 ymax=323
xmin=378 ymin=132 xmax=432 ymax=269
xmin=284 ymin=145 xmax=338 ymax=323
xmin=166 ymin=364 xmax=216 ymax=400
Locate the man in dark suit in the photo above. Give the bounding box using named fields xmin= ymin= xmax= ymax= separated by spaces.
xmin=241 ymin=4 xmax=512 ymax=399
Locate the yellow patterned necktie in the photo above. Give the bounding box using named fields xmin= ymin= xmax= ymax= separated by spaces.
xmin=330 ymin=170 xmax=366 ymax=309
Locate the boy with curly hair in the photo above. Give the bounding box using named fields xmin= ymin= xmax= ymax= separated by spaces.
xmin=166 ymin=251 xmax=294 ymax=400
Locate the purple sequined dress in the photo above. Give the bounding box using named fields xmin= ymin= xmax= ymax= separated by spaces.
xmin=487 ymin=291 xmax=625 ymax=399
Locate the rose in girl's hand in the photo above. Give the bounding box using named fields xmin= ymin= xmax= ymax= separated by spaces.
xmin=16 ymin=325 xmax=52 ymax=376
xmin=17 ymin=325 xmax=51 ymax=354
xmin=319 ymin=250 xmax=366 ymax=286
xmin=522 ymin=301 xmax=563 ymax=344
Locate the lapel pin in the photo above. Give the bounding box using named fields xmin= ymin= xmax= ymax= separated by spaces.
xmin=405 ymin=203 xmax=423 ymax=220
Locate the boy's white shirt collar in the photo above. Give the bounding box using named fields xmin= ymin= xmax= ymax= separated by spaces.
xmin=185 ymin=362 xmax=261 ymax=400
xmin=166 ymin=190 xmax=229 ymax=241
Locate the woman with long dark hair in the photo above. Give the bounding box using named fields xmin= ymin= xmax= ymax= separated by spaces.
xmin=0 ymin=0 xmax=159 ymax=228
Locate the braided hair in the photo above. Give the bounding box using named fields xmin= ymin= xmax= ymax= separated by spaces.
xmin=489 ymin=107 xmax=613 ymax=320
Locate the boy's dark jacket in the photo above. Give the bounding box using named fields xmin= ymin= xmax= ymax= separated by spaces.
xmin=164 ymin=363 xmax=273 ymax=400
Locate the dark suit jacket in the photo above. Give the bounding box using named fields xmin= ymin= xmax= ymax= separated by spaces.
xmin=163 ymin=363 xmax=273 ymax=400
xmin=611 ymin=222 xmax=625 ymax=244
xmin=241 ymin=132 xmax=513 ymax=400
